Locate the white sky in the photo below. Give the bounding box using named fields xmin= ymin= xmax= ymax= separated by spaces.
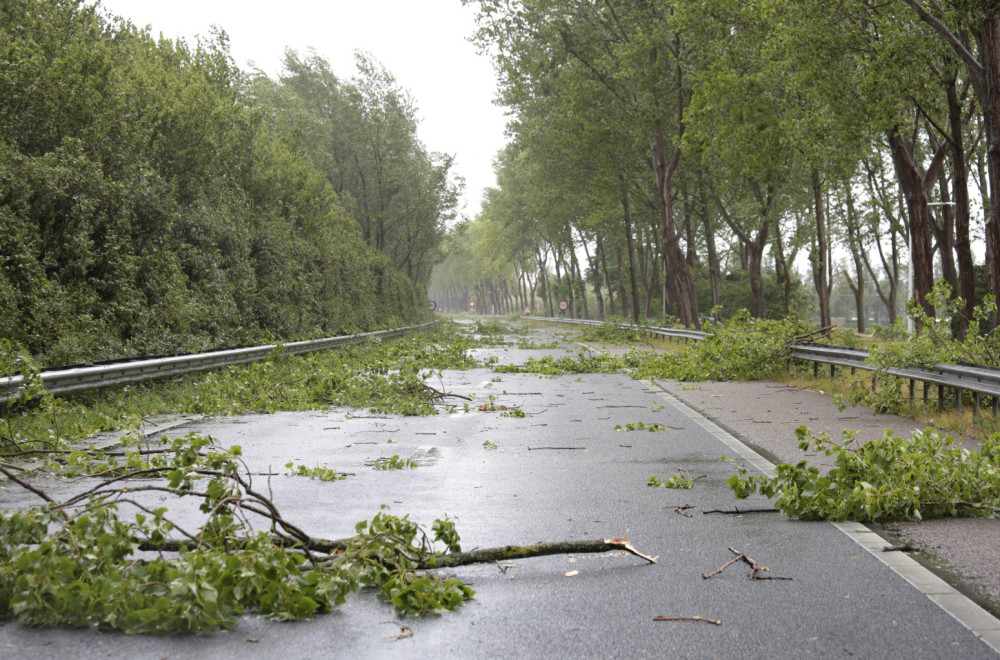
xmin=90 ymin=0 xmax=507 ymax=219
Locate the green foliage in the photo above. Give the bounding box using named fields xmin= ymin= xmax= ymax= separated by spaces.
xmin=499 ymin=408 xmax=527 ymax=418
xmin=482 ymin=440 xmax=499 ymax=450
xmin=578 ymin=319 xmax=643 ymax=344
xmin=615 ymin=421 xmax=666 ymax=432
xmin=648 ymin=471 xmax=694 ymax=489
xmin=493 ymin=352 xmax=626 ymax=375
xmin=0 ymin=0 xmax=438 ymax=367
xmin=841 ymin=282 xmax=1000 ymax=414
xmin=0 ymin=324 xmax=482 ymax=457
xmin=374 ymin=455 xmax=418 ymax=470
xmin=284 ymin=462 xmax=346 ymax=481
xmin=727 ymin=425 xmax=1000 ymax=522
xmin=631 ymin=312 xmax=801 ymax=382
xmin=0 ymin=430 xmax=474 ymax=632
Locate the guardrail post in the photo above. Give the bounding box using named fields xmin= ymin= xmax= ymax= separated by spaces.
xmin=938 ymin=385 xmax=944 ymax=412
xmin=993 ymin=397 xmax=999 ymax=418
xmin=830 ymin=364 xmax=836 ymax=379
xmin=813 ymin=361 xmax=819 ymax=378
xmin=974 ymin=392 xmax=981 ymax=419
xmin=908 ymin=380 xmax=915 ymax=404
xmin=923 ymin=382 xmax=930 ymax=404
xmin=955 ymin=387 xmax=962 ymax=413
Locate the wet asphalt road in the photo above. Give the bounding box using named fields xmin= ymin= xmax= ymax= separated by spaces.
xmin=0 ymin=327 xmax=996 ymax=659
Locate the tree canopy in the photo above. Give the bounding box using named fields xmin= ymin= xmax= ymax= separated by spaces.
xmin=0 ymin=0 xmax=457 ymax=365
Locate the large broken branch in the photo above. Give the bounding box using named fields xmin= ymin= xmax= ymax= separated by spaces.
xmin=421 ymin=537 xmax=658 ymax=567
xmin=139 ymin=535 xmax=659 ymax=567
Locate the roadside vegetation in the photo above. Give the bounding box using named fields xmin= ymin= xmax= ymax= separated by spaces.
xmin=1 ymin=0 xmax=456 ymax=367
xmin=0 ymin=324 xmax=481 ymax=455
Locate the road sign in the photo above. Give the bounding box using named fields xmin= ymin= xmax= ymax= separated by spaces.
xmin=523 ymin=306 xmax=531 ymax=315
xmin=558 ymin=300 xmax=568 ymax=311
xmin=429 ymin=300 xmax=437 ymax=311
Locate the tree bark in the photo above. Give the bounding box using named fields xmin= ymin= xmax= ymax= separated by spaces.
xmin=652 ymin=131 xmax=699 ymax=326
xmin=888 ymin=125 xmax=950 ymax=324
xmin=621 ymin=178 xmax=641 ymax=323
xmin=812 ymin=170 xmax=832 ymax=328
xmin=947 ymin=76 xmax=976 ymax=337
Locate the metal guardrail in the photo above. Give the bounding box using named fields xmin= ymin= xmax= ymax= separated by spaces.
xmin=486 ymin=313 xmax=1000 ymax=417
xmin=525 ymin=316 xmax=1000 ymax=417
xmin=0 ymin=321 xmax=438 ymax=404
xmin=789 ymin=343 xmax=1000 ymax=416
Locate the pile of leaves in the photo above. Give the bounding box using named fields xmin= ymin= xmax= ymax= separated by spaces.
xmin=727 ymin=425 xmax=1000 ymax=522
xmin=631 ymin=311 xmax=802 ymax=382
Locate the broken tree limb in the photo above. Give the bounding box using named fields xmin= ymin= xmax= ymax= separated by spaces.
xmin=139 ymin=535 xmax=659 ymax=567
xmin=421 ymin=538 xmax=658 ymax=568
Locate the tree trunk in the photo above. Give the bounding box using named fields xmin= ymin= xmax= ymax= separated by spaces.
xmin=889 ymin=127 xmax=941 ymax=324
xmin=615 ymin=244 xmax=628 ymax=318
xmin=598 ymin=235 xmax=614 ymax=319
xmin=621 ymin=178 xmax=641 ymax=323
xmin=812 ymin=170 xmax=832 ymax=328
xmin=652 ymin=131 xmax=699 ymax=326
xmin=947 ymin=75 xmax=976 ymax=337
xmin=581 ymin=234 xmax=604 ymax=320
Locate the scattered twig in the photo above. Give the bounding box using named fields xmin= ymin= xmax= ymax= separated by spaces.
xmin=883 ymin=544 xmax=919 ymax=552
xmin=702 ymin=547 xmax=792 ymax=581
xmin=419 ymin=382 xmax=472 ymax=401
xmin=702 ymin=507 xmax=779 ymax=515
xmin=495 ymin=560 xmax=515 ymax=574
xmin=527 ymin=446 xmax=587 ymax=451
xmin=662 ymin=504 xmax=695 ymax=517
xmin=653 ymin=616 xmax=722 ymax=625
xmin=789 ymin=325 xmax=835 ymax=345
xmin=382 ymin=620 xmax=413 ymax=640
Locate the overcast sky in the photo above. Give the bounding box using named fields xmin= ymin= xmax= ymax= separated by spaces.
xmin=90 ymin=0 xmax=508 ymax=219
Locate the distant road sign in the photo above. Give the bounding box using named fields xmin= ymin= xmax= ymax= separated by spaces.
xmin=524 ymin=306 xmax=531 ymax=314
xmin=429 ymin=300 xmax=437 ymax=311
xmin=558 ymin=300 xmax=568 ymax=311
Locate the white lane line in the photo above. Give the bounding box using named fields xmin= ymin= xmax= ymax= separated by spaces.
xmin=650 ymin=379 xmax=1000 ymax=654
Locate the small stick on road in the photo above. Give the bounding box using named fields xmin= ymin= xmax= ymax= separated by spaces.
xmin=527 ymin=446 xmax=587 ymax=451
xmin=653 ymin=616 xmax=722 ymax=625
xmin=702 ymin=507 xmax=779 ymax=515
xmin=383 ymin=620 xmax=413 ymax=640
xmin=702 ymin=546 xmax=792 ymax=581
xmin=662 ymin=504 xmax=695 ymax=517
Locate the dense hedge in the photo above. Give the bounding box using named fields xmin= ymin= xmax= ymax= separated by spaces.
xmin=0 ymin=0 xmax=430 ymax=366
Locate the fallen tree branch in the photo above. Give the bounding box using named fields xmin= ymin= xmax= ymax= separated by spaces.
xmin=140 ymin=535 xmax=659 ymax=567
xmin=421 ymin=537 xmax=658 ymax=567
